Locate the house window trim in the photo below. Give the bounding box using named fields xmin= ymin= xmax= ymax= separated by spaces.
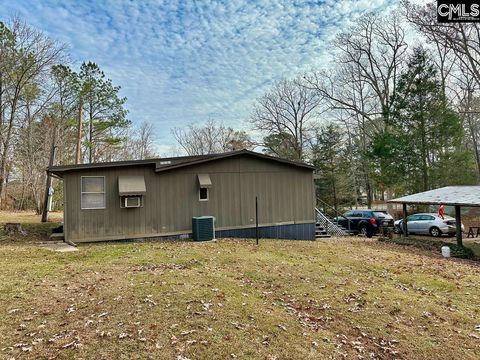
xmin=81 ymin=176 xmax=106 ymax=210
xmin=199 ymin=187 xmax=209 ymax=201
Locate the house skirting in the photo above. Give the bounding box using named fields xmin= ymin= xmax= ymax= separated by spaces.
xmin=69 ymin=221 xmax=316 ymax=243
xmin=215 ymin=222 xmax=315 ymax=240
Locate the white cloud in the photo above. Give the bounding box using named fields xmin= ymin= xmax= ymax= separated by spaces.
xmin=0 ymin=0 xmax=397 ymax=148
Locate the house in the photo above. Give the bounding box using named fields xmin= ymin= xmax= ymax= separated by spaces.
xmin=48 ymin=150 xmax=316 ymax=243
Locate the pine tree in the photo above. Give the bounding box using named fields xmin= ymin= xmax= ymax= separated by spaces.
xmin=371 ymin=46 xmax=472 ymax=194
xmin=79 ymin=62 xmax=129 ymax=163
xmin=311 ymin=124 xmax=346 ymax=211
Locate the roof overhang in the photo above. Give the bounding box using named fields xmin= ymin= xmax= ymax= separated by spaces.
xmin=48 ymin=150 xmax=315 ymax=176
xmin=118 ymin=175 xmax=146 ymax=196
xmin=388 ymin=186 xmax=480 ymax=207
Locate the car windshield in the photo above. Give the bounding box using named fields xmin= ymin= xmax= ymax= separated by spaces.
xmin=373 ymin=211 xmax=387 ymax=218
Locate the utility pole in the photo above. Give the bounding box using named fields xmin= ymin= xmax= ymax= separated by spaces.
xmin=41 ymin=127 xmax=57 ymax=223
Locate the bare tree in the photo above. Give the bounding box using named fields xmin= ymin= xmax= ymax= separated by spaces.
xmin=0 ymin=18 xmax=64 ymax=208
xmin=250 ymin=78 xmax=322 ymax=161
xmin=135 ymin=122 xmax=156 ymax=159
xmin=118 ymin=121 xmax=157 ymax=160
xmin=172 ymin=119 xmax=254 ymax=156
xmin=308 ymin=12 xmax=408 ymax=126
xmin=404 ymin=1 xmax=480 ymax=89
xmin=306 ymin=62 xmax=379 ymax=207
xmin=304 ymin=11 xmax=408 ymax=205
xmin=451 ymin=72 xmax=480 ymax=180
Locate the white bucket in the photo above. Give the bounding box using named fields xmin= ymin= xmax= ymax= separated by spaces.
xmin=441 ymin=246 xmax=451 ymax=258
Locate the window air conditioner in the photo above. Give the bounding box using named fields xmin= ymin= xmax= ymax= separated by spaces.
xmin=124 ymin=196 xmax=141 ymax=208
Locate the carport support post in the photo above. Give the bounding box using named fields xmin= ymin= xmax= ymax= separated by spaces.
xmin=455 ymin=205 xmax=462 ymax=246
xmin=402 ymin=203 xmax=408 ymax=238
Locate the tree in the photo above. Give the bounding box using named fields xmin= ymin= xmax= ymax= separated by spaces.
xmin=374 ymin=47 xmax=467 ymax=194
xmin=132 ymin=122 xmax=156 ymax=160
xmin=0 ymin=17 xmax=156 ymax=212
xmin=250 ymin=78 xmax=322 ymax=161
xmin=308 ymin=12 xmax=408 ymax=126
xmin=172 ymin=119 xmax=253 ymax=156
xmin=0 ymin=18 xmax=64 ymax=207
xmin=262 ymin=133 xmax=300 ymax=160
xmin=311 ymin=124 xmax=346 ymax=211
xmin=119 ymin=121 xmax=158 ymax=160
xmin=405 ymin=1 xmax=480 ymax=89
xmin=78 ymin=61 xmax=129 ymax=163
xmin=461 ymin=91 xmax=480 ymax=179
xmin=305 ymin=11 xmax=408 ymax=205
xmin=50 ymin=64 xmax=79 ymax=164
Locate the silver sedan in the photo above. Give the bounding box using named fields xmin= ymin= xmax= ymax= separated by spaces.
xmin=394 ymin=213 xmax=464 ymax=237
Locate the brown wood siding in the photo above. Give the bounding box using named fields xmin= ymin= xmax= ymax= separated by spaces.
xmin=63 ymin=154 xmax=314 ymax=242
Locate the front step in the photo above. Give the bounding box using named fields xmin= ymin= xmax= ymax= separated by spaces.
xmin=315 ymin=220 xmax=354 ymax=237
xmin=315 ymin=224 xmax=331 ymax=239
xmin=50 ymin=232 xmax=65 ymax=240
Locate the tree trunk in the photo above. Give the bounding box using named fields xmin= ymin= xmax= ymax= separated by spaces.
xmin=42 ymin=127 xmax=56 ymax=222
xmin=75 ymin=97 xmax=83 ymax=164
xmin=0 ymin=106 xmax=16 ymax=209
xmin=89 ymin=106 xmax=93 ymax=163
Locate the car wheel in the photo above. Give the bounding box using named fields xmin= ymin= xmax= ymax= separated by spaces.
xmin=429 ymin=226 xmax=441 ymax=237
xmin=396 ymin=225 xmax=405 ymax=234
xmin=359 ymin=225 xmax=368 ymax=237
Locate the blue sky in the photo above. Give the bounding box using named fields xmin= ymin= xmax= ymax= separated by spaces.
xmin=1 ymin=0 xmax=395 ymax=154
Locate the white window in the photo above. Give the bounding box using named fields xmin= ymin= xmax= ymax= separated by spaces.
xmin=81 ymin=176 xmax=105 ymax=209
xmin=199 ymin=187 xmax=208 ymax=201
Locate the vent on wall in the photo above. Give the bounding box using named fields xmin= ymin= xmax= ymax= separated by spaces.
xmin=192 ymin=216 xmax=215 ymax=241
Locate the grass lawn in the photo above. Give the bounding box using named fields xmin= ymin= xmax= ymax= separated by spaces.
xmin=0 ymin=214 xmax=479 ymax=359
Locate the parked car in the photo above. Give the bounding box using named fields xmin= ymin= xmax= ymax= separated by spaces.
xmin=334 ymin=209 xmax=395 ymax=238
xmin=394 ymin=213 xmax=464 ymax=237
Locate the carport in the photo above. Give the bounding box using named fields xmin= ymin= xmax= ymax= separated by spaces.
xmin=388 ymin=186 xmax=480 ymax=246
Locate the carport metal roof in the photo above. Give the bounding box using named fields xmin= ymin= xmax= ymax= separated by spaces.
xmin=388 ymin=186 xmax=480 ymax=246
xmin=388 ymin=186 xmax=480 ymax=207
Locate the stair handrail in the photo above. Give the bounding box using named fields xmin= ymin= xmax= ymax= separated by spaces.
xmin=316 ymin=197 xmax=352 ymax=232
xmin=315 ymin=208 xmax=348 ymax=236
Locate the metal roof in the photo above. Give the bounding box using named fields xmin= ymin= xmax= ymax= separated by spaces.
xmin=388 ymin=186 xmax=480 ymax=207
xmin=48 ymin=149 xmax=315 ymax=177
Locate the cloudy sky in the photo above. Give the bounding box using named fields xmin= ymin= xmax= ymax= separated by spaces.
xmin=1 ymin=0 xmax=396 ymax=154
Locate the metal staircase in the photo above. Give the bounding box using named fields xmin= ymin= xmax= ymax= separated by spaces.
xmin=315 ymin=220 xmax=331 ymax=239
xmin=314 ymin=197 xmax=354 ymax=238
xmin=315 ymin=208 xmax=350 ymax=237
